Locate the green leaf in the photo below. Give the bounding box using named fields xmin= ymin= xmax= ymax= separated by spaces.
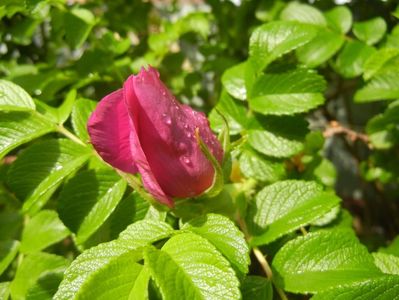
xmin=280 ymin=2 xmax=326 ymax=26
xmin=239 ymin=148 xmax=285 ymax=182
xmin=0 ymin=240 xmax=20 ymax=276
xmin=363 ymin=48 xmax=399 ymax=80
xmin=54 ymin=219 xmax=173 ymax=300
xmin=335 ymin=40 xmax=376 ymax=78
xmin=296 ymin=29 xmax=345 ymax=67
xmin=7 ymin=139 xmax=91 ymax=215
xmin=182 ymin=213 xmax=250 ymax=274
xmin=249 ymin=69 xmax=326 ymax=115
xmin=241 ymin=276 xmax=273 ymax=300
xmin=247 ymin=116 xmax=308 ymax=158
xmin=58 ymin=169 xmax=127 ymax=244
xmin=0 ymin=79 xmax=35 ymax=111
xmin=373 ymin=253 xmax=399 ymax=275
xmin=209 ymin=91 xmax=248 ymax=135
xmin=355 ymin=71 xmax=399 ymax=102
xmin=57 ymin=89 xmax=77 ymax=124
xmin=20 ymin=210 xmax=69 ymax=254
xmin=311 ymin=275 xmax=399 ymax=300
xmin=0 ymin=111 xmax=56 ymax=159
xmin=64 ymin=8 xmax=95 ymax=49
xmin=10 ymin=253 xmax=69 ymax=300
xmin=353 ymin=17 xmax=387 ymax=45
xmin=75 ymin=251 xmax=144 ymax=300
xmin=221 ymin=62 xmax=247 ymax=101
xmin=324 ymin=6 xmax=352 ymax=34
xmin=379 ymin=235 xmax=399 ymax=256
xmin=249 ymin=21 xmax=317 ymax=70
xmin=248 ymin=180 xmax=341 ymax=245
xmin=0 ymin=282 xmax=10 ymax=300
xmin=272 ymin=230 xmax=382 ymax=293
xmin=145 ymin=232 xmax=240 ymax=300
xmin=365 ymin=101 xmax=399 ymax=149
xmin=71 ymin=98 xmax=96 ymax=142
xmin=26 ymin=272 xmax=64 ymax=300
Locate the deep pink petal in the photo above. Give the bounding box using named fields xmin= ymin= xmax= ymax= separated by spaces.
xmin=87 ymin=89 xmax=137 ymax=174
xmin=125 ymin=67 xmax=223 ymax=199
xmin=124 ymin=75 xmax=174 ymax=207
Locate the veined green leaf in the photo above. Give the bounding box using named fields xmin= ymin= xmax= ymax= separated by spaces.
xmin=54 ymin=219 xmax=174 ymax=300
xmin=10 ymin=253 xmax=69 ymax=300
xmin=0 ymin=79 xmax=35 ymax=111
xmin=272 ymin=230 xmax=382 ymax=293
xmin=0 ymin=240 xmax=20 ymax=276
xmin=7 ymin=139 xmax=91 ymax=215
xmin=249 ymin=21 xmax=317 ymax=70
xmin=58 ymin=169 xmax=127 ymax=244
xmin=221 ymin=62 xmax=247 ymax=101
xmin=0 ymin=282 xmax=10 ymax=300
xmin=145 ymin=232 xmax=240 ymax=300
xmin=26 ymin=272 xmax=64 ymax=300
xmin=71 ymin=98 xmax=97 ymax=142
xmin=248 ymin=180 xmax=340 ymax=245
xmin=0 ymin=111 xmax=56 ymax=159
xmin=280 ymin=2 xmax=326 ymax=26
xmin=355 ymin=71 xmax=399 ymax=102
xmin=373 ymin=252 xmax=399 ymax=275
xmin=20 ymin=210 xmax=69 ymax=254
xmin=64 ymin=8 xmax=95 ymax=49
xmin=241 ymin=276 xmax=273 ymax=300
xmin=249 ymin=69 xmax=326 ymax=115
xmin=311 ymin=275 xmax=399 ymax=300
xmin=182 ymin=214 xmax=250 ymax=274
xmin=363 ymin=48 xmax=399 ymax=80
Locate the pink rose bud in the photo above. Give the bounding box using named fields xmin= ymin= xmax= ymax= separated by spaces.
xmin=87 ymin=67 xmax=223 ymax=207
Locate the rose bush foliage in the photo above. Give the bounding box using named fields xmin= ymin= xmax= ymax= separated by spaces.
xmin=1 ymin=1 xmax=399 ymax=300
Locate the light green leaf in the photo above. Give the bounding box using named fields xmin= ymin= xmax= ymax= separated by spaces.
xmin=209 ymin=91 xmax=247 ymax=135
xmin=0 ymin=111 xmax=56 ymax=159
xmin=355 ymin=71 xmax=399 ymax=102
xmin=365 ymin=101 xmax=399 ymax=149
xmin=241 ymin=276 xmax=273 ymax=300
xmin=10 ymin=253 xmax=69 ymax=300
xmin=353 ymin=17 xmax=387 ymax=45
xmin=248 ymin=116 xmax=308 ymax=158
xmin=280 ymin=2 xmax=326 ymax=26
xmin=0 ymin=240 xmax=20 ymax=276
xmin=324 ymin=6 xmax=352 ymax=34
xmin=379 ymin=235 xmax=399 ymax=256
xmin=239 ymin=148 xmax=285 ymax=182
xmin=373 ymin=253 xmax=399 ymax=275
xmin=75 ymin=251 xmax=144 ymax=300
xmin=296 ymin=29 xmax=345 ymax=67
xmin=0 ymin=282 xmax=10 ymax=299
xmin=249 ymin=69 xmax=325 ymax=115
xmin=335 ymin=40 xmax=376 ymax=78
xmin=311 ymin=275 xmax=399 ymax=300
xmin=58 ymin=89 xmax=77 ymax=124
xmin=182 ymin=214 xmax=250 ymax=274
xmin=71 ymin=98 xmax=96 ymax=142
xmin=58 ymin=169 xmax=127 ymax=244
xmin=248 ymin=180 xmax=340 ymax=245
xmin=249 ymin=21 xmax=317 ymax=70
xmin=7 ymin=139 xmax=91 ymax=215
xmin=20 ymin=210 xmax=69 ymax=254
xmin=54 ymin=219 xmax=173 ymax=300
xmin=64 ymin=8 xmax=95 ymax=49
xmin=272 ymin=230 xmax=382 ymax=293
xmin=145 ymin=233 xmax=240 ymax=300
xmin=0 ymin=79 xmax=35 ymax=111
xmin=221 ymin=62 xmax=247 ymax=101
xmin=129 ymin=266 xmax=151 ymax=300
xmin=363 ymin=48 xmax=399 ymax=80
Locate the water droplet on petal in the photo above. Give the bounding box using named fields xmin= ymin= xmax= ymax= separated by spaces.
xmin=186 ymin=132 xmax=192 ymax=138
xmin=162 ymin=90 xmax=166 ymax=96
xmin=182 ymin=156 xmax=191 ymax=165
xmin=178 ymin=142 xmax=187 ymax=152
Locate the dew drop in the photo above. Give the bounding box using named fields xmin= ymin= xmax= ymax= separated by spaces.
xmin=162 ymin=90 xmax=166 ymax=96
xmin=186 ymin=132 xmax=192 ymax=138
xmin=183 ymin=124 xmax=189 ymax=129
xmin=182 ymin=156 xmax=191 ymax=165
xmin=178 ymin=142 xmax=187 ymax=152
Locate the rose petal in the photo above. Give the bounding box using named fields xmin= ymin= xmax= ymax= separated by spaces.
xmin=125 ymin=66 xmax=223 ymax=199
xmin=87 ymin=89 xmax=137 ymax=174
xmin=124 ymin=75 xmax=174 ymax=207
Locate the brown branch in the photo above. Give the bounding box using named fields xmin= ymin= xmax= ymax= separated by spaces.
xmin=323 ymin=121 xmax=371 ymax=148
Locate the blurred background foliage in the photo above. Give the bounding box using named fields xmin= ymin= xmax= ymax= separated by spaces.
xmin=1 ymin=0 xmax=399 ymax=290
